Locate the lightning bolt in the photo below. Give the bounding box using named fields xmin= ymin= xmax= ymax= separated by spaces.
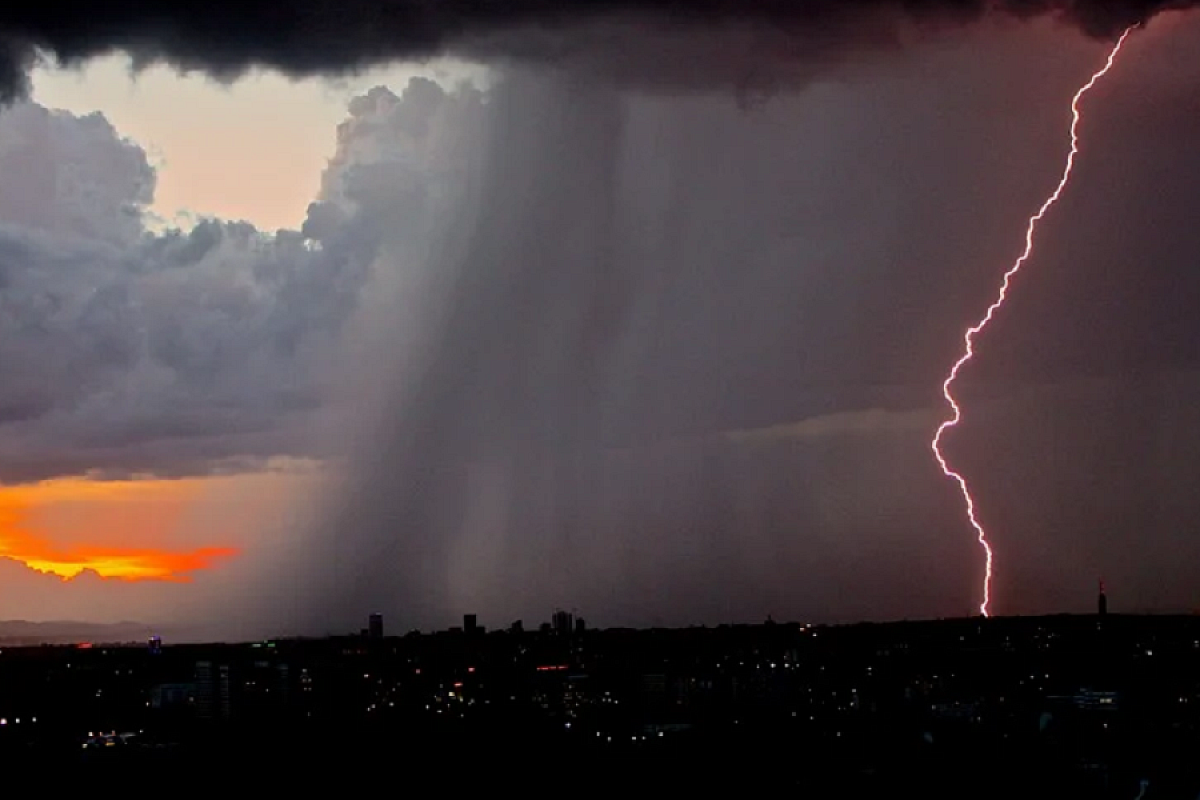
xmin=932 ymin=26 xmax=1137 ymax=618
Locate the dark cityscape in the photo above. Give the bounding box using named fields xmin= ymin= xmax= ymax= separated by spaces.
xmin=3 ymin=592 xmax=1200 ymax=796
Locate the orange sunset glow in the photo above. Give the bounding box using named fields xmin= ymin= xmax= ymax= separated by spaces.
xmin=0 ymin=476 xmax=240 ymax=582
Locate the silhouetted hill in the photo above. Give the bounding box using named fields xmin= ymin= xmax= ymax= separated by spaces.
xmin=0 ymin=620 xmax=160 ymax=645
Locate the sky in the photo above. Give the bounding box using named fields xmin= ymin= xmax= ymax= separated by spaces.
xmin=0 ymin=3 xmax=1199 ymax=639
xmin=29 ymin=57 xmax=487 ymax=231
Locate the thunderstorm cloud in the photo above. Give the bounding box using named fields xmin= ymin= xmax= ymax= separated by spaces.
xmin=1 ymin=3 xmax=1199 ymax=634
xmin=0 ymin=1 xmax=1193 ymax=99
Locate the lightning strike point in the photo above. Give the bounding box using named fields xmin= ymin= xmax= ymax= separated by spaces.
xmin=932 ymin=26 xmax=1137 ymax=618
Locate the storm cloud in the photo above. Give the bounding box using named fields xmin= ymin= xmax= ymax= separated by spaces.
xmin=269 ymin=14 xmax=1200 ymax=635
xmin=0 ymin=1 xmax=1192 ymax=99
xmin=3 ymin=6 xmax=1200 ymax=635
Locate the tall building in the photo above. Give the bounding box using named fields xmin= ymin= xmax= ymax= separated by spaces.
xmin=148 ymin=635 xmax=162 ymax=655
xmin=368 ymin=613 xmax=384 ymax=639
xmin=196 ymin=661 xmax=232 ymax=721
xmin=552 ymin=609 xmax=573 ymax=637
xmin=464 ymin=614 xmax=478 ymax=635
xmin=1098 ymin=579 xmax=1108 ymax=616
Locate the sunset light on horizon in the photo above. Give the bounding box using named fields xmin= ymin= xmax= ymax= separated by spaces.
xmin=0 ymin=476 xmax=241 ymax=582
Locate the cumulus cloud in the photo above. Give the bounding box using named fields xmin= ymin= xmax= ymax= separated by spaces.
xmin=0 ymin=78 xmax=484 ymax=484
xmin=0 ymin=1 xmax=1185 ymax=100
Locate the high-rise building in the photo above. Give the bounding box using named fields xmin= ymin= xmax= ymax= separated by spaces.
xmin=195 ymin=661 xmax=232 ymax=721
xmin=1098 ymin=579 xmax=1108 ymax=616
xmin=552 ymin=609 xmax=573 ymax=637
xmin=368 ymin=613 xmax=384 ymax=639
xmin=464 ymin=614 xmax=478 ymax=635
xmin=148 ymin=635 xmax=162 ymax=655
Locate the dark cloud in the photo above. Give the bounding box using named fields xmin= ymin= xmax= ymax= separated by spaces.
xmin=275 ymin=15 xmax=1200 ymax=634
xmin=0 ymin=1 xmax=1190 ymax=99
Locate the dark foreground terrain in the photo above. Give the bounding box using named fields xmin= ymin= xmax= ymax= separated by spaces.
xmin=6 ymin=613 xmax=1200 ymax=796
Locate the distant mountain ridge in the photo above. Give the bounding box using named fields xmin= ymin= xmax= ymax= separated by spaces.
xmin=0 ymin=619 xmax=265 ymax=645
xmin=0 ymin=620 xmax=162 ymax=645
